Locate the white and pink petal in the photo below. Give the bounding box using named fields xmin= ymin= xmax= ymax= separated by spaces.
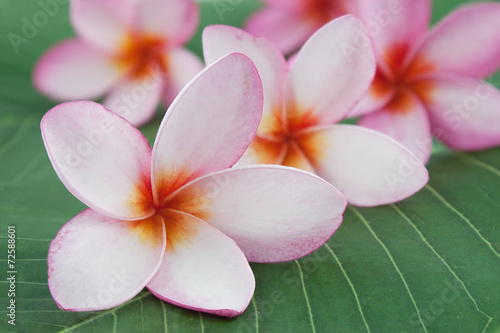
xmin=203 ymin=25 xmax=288 ymax=118
xmin=285 ymin=15 xmax=376 ymax=125
xmin=244 ymin=7 xmax=319 ymax=55
xmin=295 ymin=124 xmax=429 ymax=207
xmin=147 ymin=210 xmax=254 ymax=317
xmin=70 ymin=0 xmax=137 ymax=52
xmin=41 ymin=101 xmax=154 ymax=220
xmin=138 ymin=0 xmax=199 ymax=46
xmin=162 ymin=47 xmax=204 ymax=106
xmin=48 ymin=209 xmax=166 ymax=311
xmin=33 ymin=39 xmax=123 ymax=101
xmin=103 ymin=69 xmax=164 ymax=127
xmin=358 ymin=90 xmax=433 ymax=164
xmin=410 ymin=3 xmax=500 ymax=78
xmin=357 ymin=0 xmax=431 ymax=74
xmin=167 ymin=166 xmax=346 ymax=263
xmin=152 ymin=53 xmax=263 ymax=203
xmin=423 ymin=75 xmax=500 ymax=151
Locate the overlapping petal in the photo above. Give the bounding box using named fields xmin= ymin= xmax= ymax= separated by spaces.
xmin=244 ymin=7 xmax=319 ymax=55
xmin=162 ymin=48 xmax=204 ymax=105
xmin=358 ymin=0 xmax=431 ymax=74
xmin=103 ymin=68 xmax=164 ymax=127
xmin=410 ymin=3 xmax=500 ymax=78
xmin=33 ymin=39 xmax=123 ymax=100
xmin=70 ymin=0 xmax=136 ymax=51
xmin=348 ymin=73 xmax=396 ymax=117
xmin=423 ymin=75 xmax=500 ymax=151
xmin=152 ymin=53 xmax=263 ymax=203
xmin=296 ymin=125 xmax=429 ymax=206
xmin=48 ymin=209 xmax=166 ymax=311
xmin=147 ymin=210 xmax=254 ymax=318
xmin=359 ymin=90 xmax=433 ymax=164
xmin=203 ymin=25 xmax=288 ymax=117
xmin=167 ymin=166 xmax=346 ymax=263
xmin=285 ymin=15 xmax=376 ymax=125
xmin=41 ymin=101 xmax=154 ymax=220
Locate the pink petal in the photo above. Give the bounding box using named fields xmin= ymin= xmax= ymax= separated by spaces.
xmin=41 ymin=101 xmax=154 ymax=220
xmin=138 ymin=0 xmax=199 ymax=46
xmin=162 ymin=47 xmax=204 ymax=106
xmin=285 ymin=15 xmax=376 ymax=125
xmin=296 ymin=125 xmax=429 ymax=206
xmin=103 ymin=68 xmax=164 ymax=127
xmin=70 ymin=0 xmax=137 ymax=52
xmin=48 ymin=209 xmax=166 ymax=311
xmin=409 ymin=3 xmax=500 ymax=78
xmin=147 ymin=210 xmax=254 ymax=318
xmin=423 ymin=75 xmax=500 ymax=151
xmin=203 ymin=25 xmax=288 ymax=121
xmin=166 ymin=166 xmax=346 ymax=263
xmin=152 ymin=53 xmax=263 ymax=204
xmin=357 ymin=0 xmax=431 ymax=74
xmin=358 ymin=90 xmax=432 ymax=164
xmin=33 ymin=39 xmax=123 ymax=100
xmin=244 ymin=7 xmax=319 ymax=55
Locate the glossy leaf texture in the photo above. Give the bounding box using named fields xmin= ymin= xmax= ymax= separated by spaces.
xmin=0 ymin=1 xmax=499 ymax=332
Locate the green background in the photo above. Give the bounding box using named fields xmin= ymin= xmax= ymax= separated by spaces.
xmin=1 ymin=0 xmax=499 ymax=332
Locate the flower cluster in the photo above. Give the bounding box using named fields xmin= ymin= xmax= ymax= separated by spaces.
xmin=36 ymin=0 xmax=500 ymax=318
xmin=42 ymin=54 xmax=347 ymax=316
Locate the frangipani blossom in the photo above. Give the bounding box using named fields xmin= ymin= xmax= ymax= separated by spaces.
xmin=352 ymin=1 xmax=500 ymax=164
xmin=245 ymin=0 xmax=357 ymax=54
xmin=41 ymin=54 xmax=347 ymax=317
xmin=203 ymin=17 xmax=429 ymax=207
xmin=34 ymin=0 xmax=203 ymax=127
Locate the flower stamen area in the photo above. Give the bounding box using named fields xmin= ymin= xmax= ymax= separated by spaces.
xmin=116 ymin=32 xmax=169 ymax=79
xmin=373 ymin=43 xmax=436 ymax=113
xmin=128 ymin=169 xmax=212 ymax=251
xmin=252 ymin=107 xmax=326 ymax=170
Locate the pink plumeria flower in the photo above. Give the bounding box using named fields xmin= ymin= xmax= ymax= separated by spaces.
xmin=203 ymin=17 xmax=429 ymax=207
xmin=351 ymin=1 xmax=500 ymax=164
xmin=245 ymin=0 xmax=357 ymax=54
xmin=41 ymin=53 xmax=347 ymax=317
xmin=34 ymin=0 xmax=203 ymax=127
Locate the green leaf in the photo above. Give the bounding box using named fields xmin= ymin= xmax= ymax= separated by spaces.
xmin=1 ymin=1 xmax=499 ymax=332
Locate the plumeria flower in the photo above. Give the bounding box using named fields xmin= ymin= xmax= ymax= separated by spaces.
xmin=203 ymin=17 xmax=429 ymax=207
xmin=41 ymin=53 xmax=347 ymax=317
xmin=34 ymin=0 xmax=203 ymax=127
xmin=351 ymin=0 xmax=500 ymax=164
xmin=245 ymin=0 xmax=357 ymax=54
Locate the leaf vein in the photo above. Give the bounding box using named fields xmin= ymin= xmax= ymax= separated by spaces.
xmin=391 ymin=204 xmax=493 ymax=322
xmin=252 ymin=296 xmax=259 ymax=333
xmin=426 ymin=185 xmax=500 ymax=258
xmin=457 ymin=154 xmax=500 ymax=178
xmin=199 ymin=312 xmax=205 ymax=333
xmin=324 ymin=243 xmax=371 ymax=333
xmin=295 ymin=260 xmax=316 ymax=333
xmin=161 ymin=301 xmax=168 ymax=333
xmin=351 ymin=207 xmax=428 ymax=333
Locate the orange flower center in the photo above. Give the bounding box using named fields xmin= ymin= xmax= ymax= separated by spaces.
xmin=116 ymin=33 xmax=169 ymax=79
xmin=373 ymin=42 xmax=435 ymax=113
xmin=250 ymin=105 xmax=327 ymax=171
xmin=127 ymin=169 xmax=210 ymax=251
